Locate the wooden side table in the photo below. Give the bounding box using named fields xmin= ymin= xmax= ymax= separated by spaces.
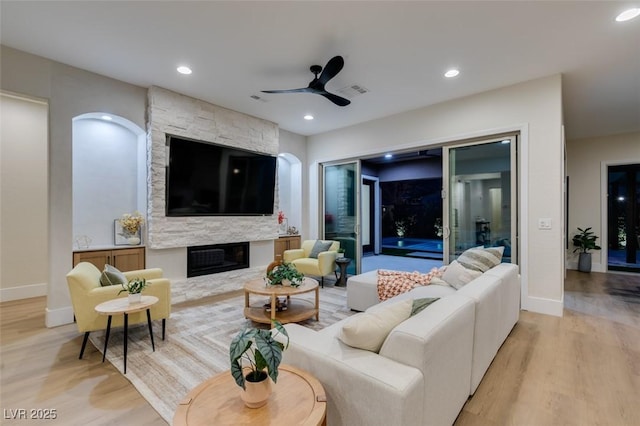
xmin=335 ymin=257 xmax=351 ymax=287
xmin=94 ymin=295 xmax=158 ymax=373
xmin=174 ymin=364 xmax=326 ymax=426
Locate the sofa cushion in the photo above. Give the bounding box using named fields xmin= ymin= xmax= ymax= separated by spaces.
xmin=456 ymin=246 xmax=504 ymax=272
xmin=100 ymin=264 xmax=127 ymax=287
xmin=441 ymin=260 xmax=482 ymax=289
xmin=338 ymin=298 xmax=413 ymax=352
xmin=309 ymin=240 xmax=333 ymax=258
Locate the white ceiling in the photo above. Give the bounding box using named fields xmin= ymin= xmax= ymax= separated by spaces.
xmin=1 ymin=1 xmax=639 ymax=139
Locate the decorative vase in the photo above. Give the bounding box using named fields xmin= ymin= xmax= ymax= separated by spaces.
xmin=128 ymin=293 xmax=142 ymax=304
xmin=127 ymin=236 xmax=141 ymax=245
xmin=240 ymin=373 xmax=272 ymax=408
xmin=577 ymin=252 xmax=592 ymax=273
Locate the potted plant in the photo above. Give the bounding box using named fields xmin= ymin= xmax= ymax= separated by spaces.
xmin=118 ymin=277 xmax=147 ymax=304
xmin=229 ymin=321 xmax=289 ymax=408
xmin=572 ymin=227 xmax=601 ymax=272
xmin=265 ymin=262 xmax=304 ymax=287
xmin=337 ymin=247 xmax=346 ymax=258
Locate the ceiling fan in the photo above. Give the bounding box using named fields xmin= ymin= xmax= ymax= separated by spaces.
xmin=262 ymin=56 xmax=351 ymax=107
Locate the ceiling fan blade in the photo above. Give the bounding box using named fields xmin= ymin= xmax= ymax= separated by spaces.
xmin=262 ymin=88 xmax=312 ymax=94
xmin=320 ymin=91 xmax=351 ymax=107
xmin=318 ymin=56 xmax=344 ymax=85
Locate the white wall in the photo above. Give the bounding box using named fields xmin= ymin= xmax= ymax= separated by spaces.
xmin=566 ymin=131 xmax=640 ymax=271
xmin=1 ymin=45 xmax=148 ymax=326
xmin=0 ymin=92 xmax=48 ymax=301
xmin=307 ymin=75 xmax=564 ymax=316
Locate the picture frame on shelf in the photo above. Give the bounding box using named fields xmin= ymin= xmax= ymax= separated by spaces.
xmin=114 ymin=220 xmax=142 ymax=246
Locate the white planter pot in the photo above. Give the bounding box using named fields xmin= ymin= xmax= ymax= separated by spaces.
xmin=128 ymin=293 xmax=142 ymax=304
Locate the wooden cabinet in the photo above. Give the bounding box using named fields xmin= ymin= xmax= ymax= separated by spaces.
xmin=73 ymin=246 xmax=145 ymax=272
xmin=274 ymin=235 xmax=301 ymax=260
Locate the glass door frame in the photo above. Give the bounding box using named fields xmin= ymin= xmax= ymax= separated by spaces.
xmin=321 ymin=159 xmax=362 ymax=275
xmin=442 ymin=135 xmax=518 ymax=265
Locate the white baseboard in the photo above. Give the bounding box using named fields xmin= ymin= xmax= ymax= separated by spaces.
xmin=45 ymin=306 xmax=75 ymax=328
xmin=0 ymin=282 xmax=47 ymax=302
xmin=522 ymin=294 xmax=563 ymax=317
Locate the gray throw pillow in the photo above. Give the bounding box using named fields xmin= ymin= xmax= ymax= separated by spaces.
xmin=100 ymin=264 xmax=127 ymax=287
xmin=411 ymin=297 xmax=440 ymax=316
xmin=309 ymin=240 xmax=333 ymax=259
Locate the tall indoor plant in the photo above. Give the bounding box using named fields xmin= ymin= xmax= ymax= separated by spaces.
xmin=572 ymin=227 xmax=601 ymax=272
xmin=229 ymin=321 xmax=289 ymax=408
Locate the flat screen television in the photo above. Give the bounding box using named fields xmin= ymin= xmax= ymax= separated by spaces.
xmin=165 ymin=134 xmax=277 ymax=216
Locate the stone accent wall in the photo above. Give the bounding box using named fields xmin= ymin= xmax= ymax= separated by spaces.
xmin=147 ymin=86 xmax=280 ymax=249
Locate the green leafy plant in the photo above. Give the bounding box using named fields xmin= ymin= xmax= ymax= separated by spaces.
xmin=572 ymin=227 xmax=602 ymax=253
xmin=230 ymin=321 xmax=289 ymax=389
xmin=118 ymin=277 xmax=147 ymax=295
xmin=337 ymin=247 xmax=345 ymax=254
xmin=266 ymin=262 xmax=304 ymax=287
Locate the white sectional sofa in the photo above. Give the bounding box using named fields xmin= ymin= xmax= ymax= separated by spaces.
xmin=282 ymin=262 xmax=520 ymax=426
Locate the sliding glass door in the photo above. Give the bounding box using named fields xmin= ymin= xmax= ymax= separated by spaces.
xmin=443 ymin=136 xmax=517 ymax=264
xmin=323 ymin=161 xmax=361 ymax=275
xmin=607 ymin=163 xmax=639 ymax=273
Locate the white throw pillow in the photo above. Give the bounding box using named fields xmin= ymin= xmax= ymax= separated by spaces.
xmin=456 ymin=246 xmax=505 ymax=272
xmin=441 ymin=260 xmax=482 ymax=290
xmin=338 ymin=298 xmax=413 ymax=352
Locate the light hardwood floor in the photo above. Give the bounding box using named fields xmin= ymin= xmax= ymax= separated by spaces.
xmin=1 ymin=271 xmax=638 ymax=425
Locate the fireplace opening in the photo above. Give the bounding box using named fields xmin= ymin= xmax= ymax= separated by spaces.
xmin=187 ymin=242 xmax=249 ymax=278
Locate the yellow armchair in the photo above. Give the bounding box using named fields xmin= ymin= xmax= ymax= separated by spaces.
xmin=66 ymin=262 xmax=171 ymax=359
xmin=283 ymin=240 xmax=339 ymax=287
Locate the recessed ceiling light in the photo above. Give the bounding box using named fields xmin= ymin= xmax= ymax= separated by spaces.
xmin=101 ymin=115 xmax=112 ymax=121
xmin=444 ymin=69 xmax=460 ymax=78
xmin=384 ymin=153 xmax=393 ymax=159
xmin=304 ymin=115 xmax=314 ymax=120
xmin=177 ymin=66 xmax=192 ymax=75
xmin=616 ymin=8 xmax=640 ymax=22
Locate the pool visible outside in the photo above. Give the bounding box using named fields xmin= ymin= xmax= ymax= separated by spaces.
xmin=381 ymin=237 xmax=444 ymax=260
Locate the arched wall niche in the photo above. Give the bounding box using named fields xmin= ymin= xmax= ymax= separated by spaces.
xmin=72 ymin=112 xmax=146 ymax=247
xmin=278 ymin=153 xmax=302 ymax=234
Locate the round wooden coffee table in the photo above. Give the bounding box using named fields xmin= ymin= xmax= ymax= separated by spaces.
xmin=244 ymin=277 xmax=319 ymax=324
xmin=173 ymin=364 xmax=326 ymax=426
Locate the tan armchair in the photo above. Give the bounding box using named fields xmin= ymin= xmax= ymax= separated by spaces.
xmin=283 ymin=240 xmax=339 ymax=287
xmin=66 ymin=262 xmax=171 ymax=359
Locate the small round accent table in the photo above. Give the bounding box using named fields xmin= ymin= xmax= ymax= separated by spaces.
xmin=244 ymin=277 xmax=319 ymax=324
xmin=173 ymin=364 xmax=327 ymax=426
xmin=334 ymin=257 xmax=352 ymax=287
xmin=94 ymin=295 xmax=158 ymax=374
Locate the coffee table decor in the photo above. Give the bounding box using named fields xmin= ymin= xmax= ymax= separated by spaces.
xmin=229 ymin=320 xmax=289 ymax=408
xmin=266 ymin=260 xmax=304 ymax=287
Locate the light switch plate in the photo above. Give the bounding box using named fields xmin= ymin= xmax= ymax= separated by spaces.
xmin=538 ymin=218 xmax=552 ymax=230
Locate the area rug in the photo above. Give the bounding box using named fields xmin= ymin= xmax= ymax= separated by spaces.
xmin=88 ymin=285 xmax=354 ymax=423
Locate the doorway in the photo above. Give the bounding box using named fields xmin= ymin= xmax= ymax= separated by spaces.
xmin=607 ymin=163 xmax=639 ymax=273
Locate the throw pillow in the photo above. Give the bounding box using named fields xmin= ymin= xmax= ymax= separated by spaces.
xmin=411 ymin=297 xmax=440 ymax=316
xmin=309 ymin=240 xmax=333 ymax=259
xmin=456 ymin=246 xmax=505 ymax=272
xmin=441 ymin=260 xmax=482 ymax=290
xmin=377 ymin=269 xmax=437 ymax=301
xmin=100 ymin=264 xmax=127 ymax=287
xmin=338 ymin=298 xmax=413 ymax=352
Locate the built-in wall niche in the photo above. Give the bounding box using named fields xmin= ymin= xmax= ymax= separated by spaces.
xmin=277 ymin=153 xmax=302 ymax=234
xmin=72 ymin=113 xmax=146 ymax=248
